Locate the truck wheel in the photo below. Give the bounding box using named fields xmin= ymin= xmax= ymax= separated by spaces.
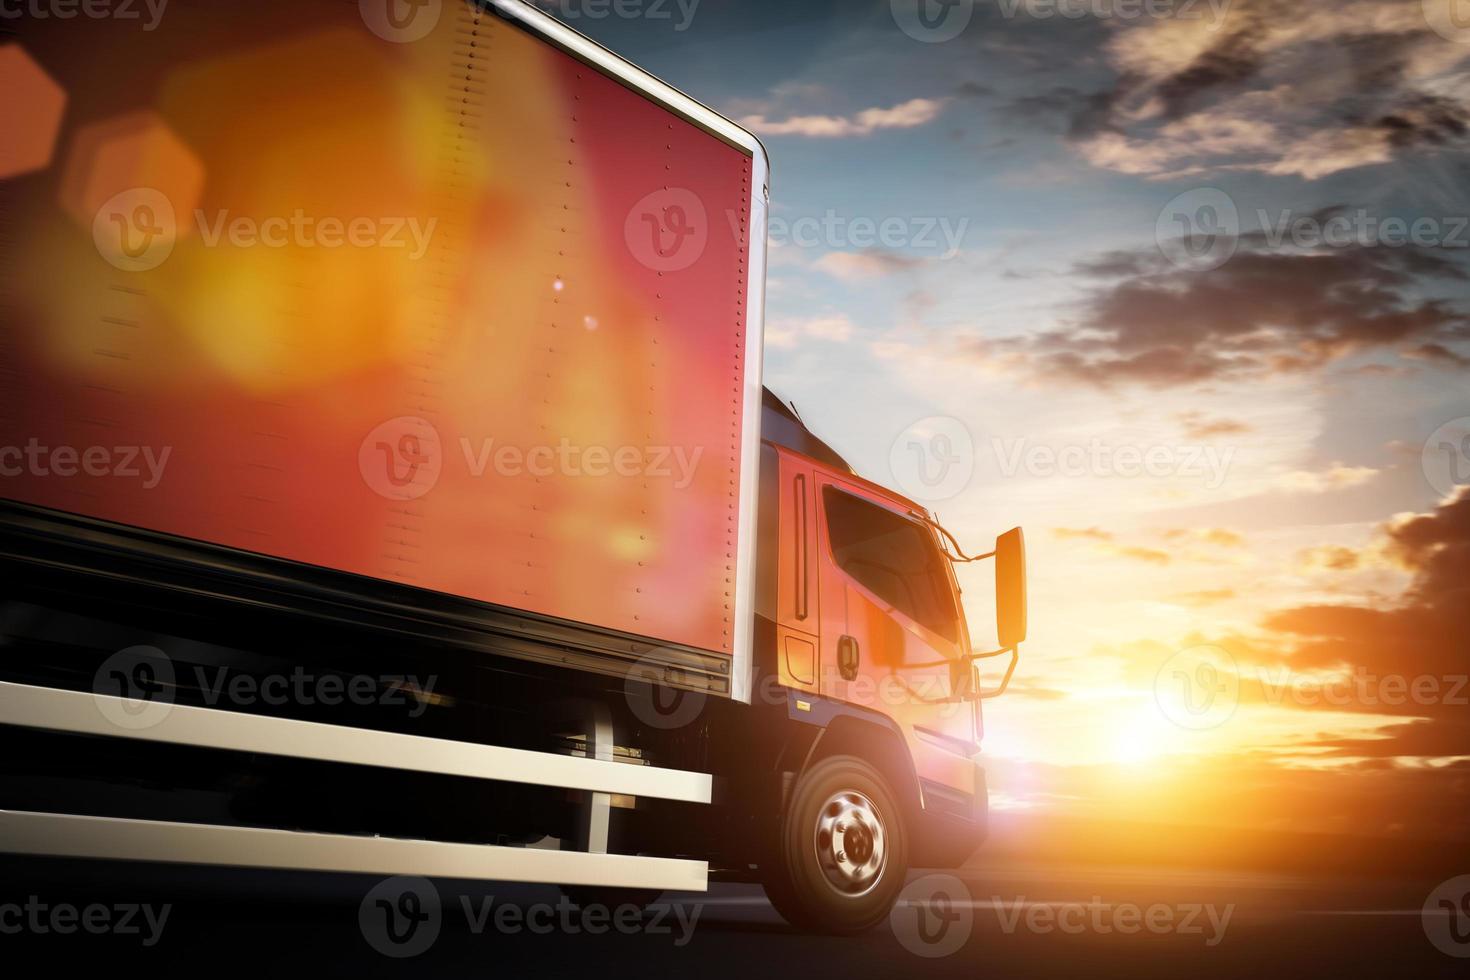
xmin=764 ymin=754 xmax=908 ymax=933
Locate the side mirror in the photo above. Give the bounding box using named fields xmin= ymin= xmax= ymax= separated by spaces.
xmin=995 ymin=527 xmax=1027 ymax=650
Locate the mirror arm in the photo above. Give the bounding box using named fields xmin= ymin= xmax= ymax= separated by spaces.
xmin=919 ymin=516 xmax=994 ymax=564
xmin=963 ymin=647 xmax=1013 ymax=662
xmin=904 ymin=645 xmax=1012 ymax=671
xmin=970 ymin=646 xmax=1020 ymax=700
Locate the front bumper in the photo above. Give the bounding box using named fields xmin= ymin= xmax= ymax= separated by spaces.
xmin=913 ymin=760 xmax=989 ymax=868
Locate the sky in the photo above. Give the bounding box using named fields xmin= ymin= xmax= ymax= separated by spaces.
xmin=537 ymin=0 xmax=1470 ymax=843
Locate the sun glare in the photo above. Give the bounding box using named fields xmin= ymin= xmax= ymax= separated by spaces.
xmin=1109 ymin=710 xmax=1175 ymax=768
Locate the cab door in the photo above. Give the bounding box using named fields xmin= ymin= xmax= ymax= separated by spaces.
xmin=812 ymin=477 xmax=976 ymax=788
xmin=772 ymin=450 xmax=820 ymax=693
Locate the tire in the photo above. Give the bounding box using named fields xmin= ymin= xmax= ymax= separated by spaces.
xmin=763 ymin=754 xmax=908 ymax=934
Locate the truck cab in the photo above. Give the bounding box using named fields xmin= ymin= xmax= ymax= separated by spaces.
xmin=734 ymin=391 xmax=1023 ymax=931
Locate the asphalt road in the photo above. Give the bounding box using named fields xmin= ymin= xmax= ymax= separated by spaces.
xmin=1 ymin=858 xmax=1465 ymax=976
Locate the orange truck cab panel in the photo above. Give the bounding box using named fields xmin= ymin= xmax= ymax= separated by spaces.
xmin=758 ymin=391 xmax=987 ymax=864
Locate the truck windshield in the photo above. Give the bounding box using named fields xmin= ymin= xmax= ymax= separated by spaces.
xmin=823 ymin=488 xmax=959 ymax=643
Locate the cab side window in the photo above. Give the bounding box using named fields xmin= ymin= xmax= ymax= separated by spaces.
xmin=823 ymin=488 xmax=958 ymax=642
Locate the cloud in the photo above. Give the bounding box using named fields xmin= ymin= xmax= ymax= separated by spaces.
xmin=740 ymin=98 xmax=945 ymax=137
xmin=989 ymin=238 xmax=1470 ymax=388
xmin=764 ymin=313 xmax=856 ymax=349
xmin=1177 ymin=412 xmax=1253 ymax=440
xmin=1052 ymin=528 xmax=1175 ymax=564
xmin=1296 ymin=545 xmax=1365 ymax=573
xmin=1233 ymin=488 xmax=1470 ymax=767
xmin=1305 ymin=719 xmax=1470 ymax=759
xmin=1122 ymin=489 xmax=1469 ymax=778
xmin=814 ymin=250 xmax=925 ymax=281
xmin=1115 ymin=545 xmax=1172 ymax=565
xmin=1004 ymin=0 xmax=1470 ymax=180
xmin=1402 ymin=342 xmax=1470 ymax=368
xmin=1163 ymin=527 xmax=1247 ymax=548
xmin=1052 ymin=526 xmax=1114 ymax=542
xmin=1272 ymin=464 xmax=1381 ymax=494
xmin=1383 ymin=489 xmax=1470 ymax=587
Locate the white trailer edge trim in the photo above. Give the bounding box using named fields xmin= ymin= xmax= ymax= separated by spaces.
xmin=734 ymin=153 xmax=770 ymax=704
xmin=0 ymin=681 xmax=712 ymax=804
xmin=487 ymin=0 xmax=768 ymax=705
xmin=0 ymin=811 xmax=710 ymax=892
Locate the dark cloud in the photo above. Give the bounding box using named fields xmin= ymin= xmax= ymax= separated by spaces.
xmin=1152 ymin=17 xmax=1268 ymax=121
xmin=1403 ymin=342 xmax=1470 ymax=367
xmin=1307 ymin=718 xmax=1470 ymax=759
xmin=1227 ymin=490 xmax=1470 ymax=761
xmin=999 ymin=237 xmax=1470 ymax=388
xmin=1386 ymin=485 xmax=1470 ymax=604
xmin=1372 ymin=92 xmax=1470 ymax=149
xmin=1328 ymin=32 xmax=1470 ymax=147
xmin=994 ymin=2 xmax=1470 ymax=180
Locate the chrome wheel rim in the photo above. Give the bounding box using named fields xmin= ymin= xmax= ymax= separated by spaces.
xmin=813 ymin=789 xmax=887 ymax=897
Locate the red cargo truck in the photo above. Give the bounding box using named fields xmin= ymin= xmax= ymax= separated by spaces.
xmin=0 ymin=0 xmax=1025 ymax=932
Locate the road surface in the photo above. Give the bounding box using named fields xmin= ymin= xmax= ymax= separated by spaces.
xmin=2 ymin=857 xmax=1464 ymax=975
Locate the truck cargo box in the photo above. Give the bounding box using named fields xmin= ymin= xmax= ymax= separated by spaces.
xmin=0 ymin=0 xmax=767 ymax=700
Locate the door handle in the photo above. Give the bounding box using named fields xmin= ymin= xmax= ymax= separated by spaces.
xmin=837 ymin=635 xmax=860 ymax=681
